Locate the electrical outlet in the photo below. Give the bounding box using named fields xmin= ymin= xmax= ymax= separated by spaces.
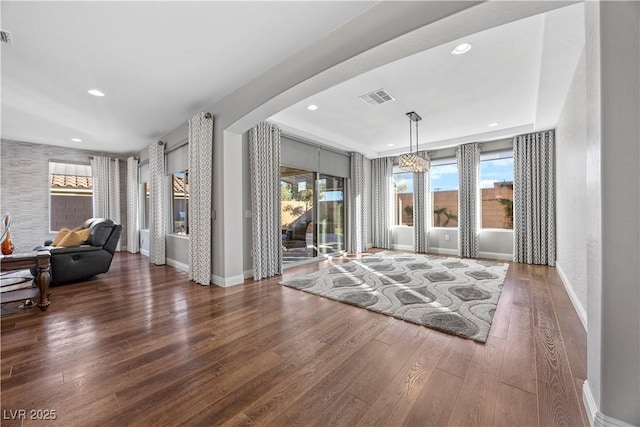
xmin=445 ymin=234 xmax=450 ymax=241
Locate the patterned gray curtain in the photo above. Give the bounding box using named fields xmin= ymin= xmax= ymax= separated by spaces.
xmin=91 ymin=156 xmax=121 ymax=251
xmin=371 ymin=157 xmax=393 ymax=249
xmin=126 ymin=156 xmax=139 ymax=253
xmin=349 ymin=152 xmax=367 ymax=253
xmin=457 ymin=143 xmax=480 ymax=258
xmin=413 ymin=151 xmax=431 ymax=253
xmin=188 ymin=112 xmax=213 ymax=285
xmin=513 ymin=130 xmax=556 ymax=266
xmin=149 ymin=141 xmax=166 ymax=265
xmin=249 ymin=122 xmax=282 ymax=280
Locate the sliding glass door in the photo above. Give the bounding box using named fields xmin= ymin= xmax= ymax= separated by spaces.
xmin=281 ymin=167 xmax=316 ymax=264
xmin=280 ymin=167 xmax=345 ymax=265
xmin=317 ymin=174 xmax=344 ymax=256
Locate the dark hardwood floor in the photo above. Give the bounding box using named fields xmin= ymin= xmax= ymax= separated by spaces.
xmin=1 ymin=251 xmax=587 ymax=426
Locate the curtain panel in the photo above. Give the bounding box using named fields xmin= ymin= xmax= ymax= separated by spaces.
xmin=513 ymin=130 xmax=556 ymax=266
xmin=413 ymin=151 xmax=431 ymax=253
xmin=349 ymin=152 xmax=367 ymax=253
xmin=249 ymin=122 xmax=282 ymax=280
xmin=91 ymin=156 xmax=121 ymax=251
xmin=188 ymin=112 xmax=214 ymax=285
xmin=457 ymin=143 xmax=480 ymax=258
xmin=371 ymin=157 xmax=393 ymax=249
xmin=149 ymin=141 xmax=166 ymax=265
xmin=126 ymin=157 xmax=139 ymax=253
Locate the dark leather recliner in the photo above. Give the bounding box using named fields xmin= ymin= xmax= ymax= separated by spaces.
xmin=35 ymin=218 xmax=123 ymax=285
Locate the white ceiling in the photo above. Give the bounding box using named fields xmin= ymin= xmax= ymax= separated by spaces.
xmin=270 ymin=3 xmax=585 ymax=158
xmin=1 ymin=2 xmax=584 ymax=158
xmin=0 ymin=1 xmax=376 ymax=153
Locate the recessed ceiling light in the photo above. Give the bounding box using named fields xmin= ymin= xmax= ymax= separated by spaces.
xmin=388 ymin=144 xmax=394 ymax=147
xmin=451 ymin=43 xmax=472 ymax=55
xmin=307 ymin=104 xmax=318 ymax=111
xmin=71 ymin=138 xmax=82 ymax=142
xmin=88 ymin=89 xmax=105 ymax=97
xmin=488 ymin=122 xmax=499 ymax=127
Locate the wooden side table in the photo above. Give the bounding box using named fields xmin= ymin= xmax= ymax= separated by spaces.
xmin=0 ymin=250 xmax=51 ymax=310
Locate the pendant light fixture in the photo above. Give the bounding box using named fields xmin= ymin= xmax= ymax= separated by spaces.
xmin=399 ymin=111 xmax=428 ymax=173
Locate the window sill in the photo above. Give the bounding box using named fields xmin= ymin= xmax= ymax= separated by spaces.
xmin=391 ymin=225 xmax=413 ymax=229
xmin=431 ymin=227 xmax=458 ymax=231
xmin=479 ymin=228 xmax=513 ymax=233
xmin=168 ymin=233 xmax=189 ymax=239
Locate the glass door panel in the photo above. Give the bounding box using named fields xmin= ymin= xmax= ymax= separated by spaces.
xmin=280 ymin=167 xmax=316 ymax=264
xmin=318 ymin=174 xmax=345 ymax=256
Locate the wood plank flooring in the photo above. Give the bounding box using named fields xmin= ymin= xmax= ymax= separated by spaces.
xmin=1 ymin=251 xmax=588 ymax=426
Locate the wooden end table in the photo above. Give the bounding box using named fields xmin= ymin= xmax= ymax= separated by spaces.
xmin=0 ymin=250 xmax=51 ymax=310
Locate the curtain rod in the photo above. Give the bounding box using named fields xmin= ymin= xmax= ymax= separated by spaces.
xmin=88 ymin=156 xmax=129 ymax=161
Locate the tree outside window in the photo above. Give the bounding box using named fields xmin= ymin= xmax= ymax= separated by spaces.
xmin=479 ymin=155 xmax=513 ymax=229
xmin=430 ymin=162 xmax=458 ymax=228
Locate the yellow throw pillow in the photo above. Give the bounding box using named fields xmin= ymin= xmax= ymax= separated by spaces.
xmin=56 ymin=228 xmax=91 ymax=247
xmin=52 ymin=228 xmax=71 ymax=246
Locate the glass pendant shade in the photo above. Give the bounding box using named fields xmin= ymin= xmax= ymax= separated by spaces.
xmin=399 ymin=153 xmax=427 ymax=173
xmin=399 ymin=111 xmax=428 ymax=173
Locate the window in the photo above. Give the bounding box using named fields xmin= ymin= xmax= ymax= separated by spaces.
xmin=49 ymin=161 xmax=93 ymax=231
xmin=171 ymin=171 xmax=189 ymax=235
xmin=141 ymin=181 xmax=150 ymax=229
xmin=430 ymin=159 xmax=458 ymax=228
xmin=393 ymin=170 xmax=413 ymax=226
xmin=480 ymin=151 xmax=513 ymax=229
xmin=317 ymin=174 xmax=345 ymax=256
xmin=281 ymin=167 xmax=316 ymax=264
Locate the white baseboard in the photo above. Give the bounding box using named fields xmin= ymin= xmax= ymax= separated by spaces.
xmin=243 ymin=269 xmax=253 ymax=280
xmin=584 ymin=380 xmax=598 ymax=427
xmin=478 ymin=251 xmax=513 ymax=261
xmin=166 ymin=257 xmax=189 ymax=273
xmin=366 ymin=242 xmax=374 ymax=250
xmin=140 ymin=249 xmax=149 ymax=257
xmin=555 ymin=261 xmax=588 ymax=330
xmin=428 ymin=247 xmax=458 ymax=256
xmin=583 ymin=380 xmax=635 ymax=427
xmin=391 ymin=244 xmax=413 ymax=251
xmin=211 ymin=274 xmax=245 ymax=288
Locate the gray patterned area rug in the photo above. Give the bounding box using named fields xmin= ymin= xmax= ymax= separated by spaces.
xmin=281 ymin=252 xmax=509 ymax=343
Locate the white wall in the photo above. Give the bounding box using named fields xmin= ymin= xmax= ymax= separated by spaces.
xmin=391 ymin=226 xmax=413 ymax=251
xmin=242 ymin=131 xmax=253 ymax=277
xmin=429 ymin=228 xmax=458 ymax=253
xmin=166 ymin=234 xmax=188 ymax=271
xmin=584 ymin=2 xmax=640 ymax=425
xmin=391 ymin=227 xmax=513 ymax=260
xmin=140 ymin=229 xmax=150 ymax=254
xmin=364 ymin=156 xmax=372 ymax=248
xmin=555 ymin=48 xmax=588 ymax=325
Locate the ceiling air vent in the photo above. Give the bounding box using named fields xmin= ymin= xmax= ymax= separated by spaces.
xmin=358 ymin=89 xmax=395 ymax=106
xmin=0 ymin=30 xmax=13 ymax=45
